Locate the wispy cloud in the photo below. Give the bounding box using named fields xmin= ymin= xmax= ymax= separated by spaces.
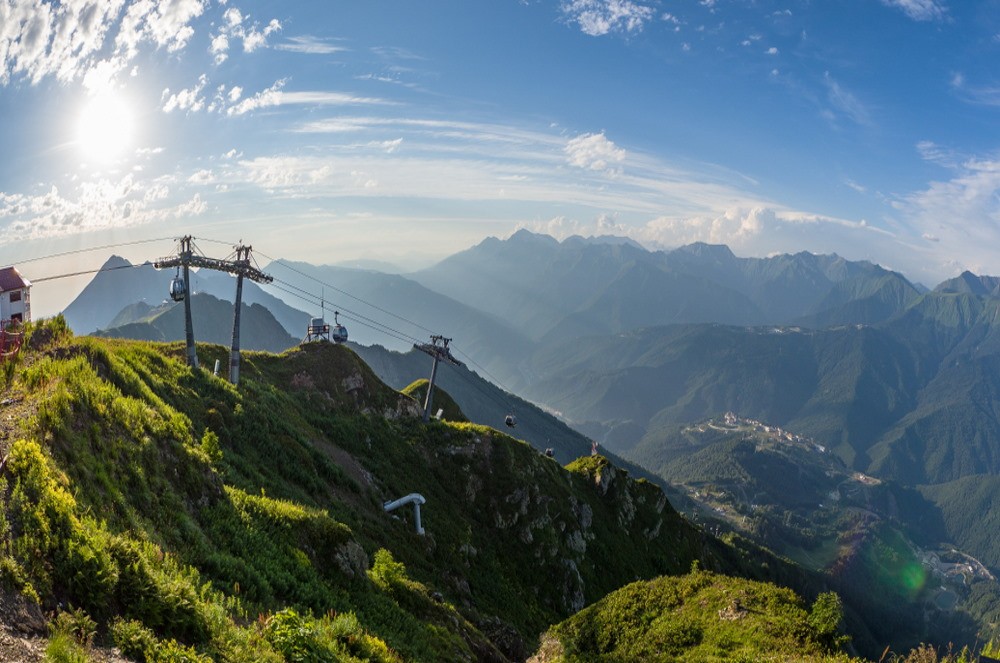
xmin=916 ymin=140 xmax=964 ymax=168
xmin=227 ymin=79 xmax=286 ymax=116
xmin=949 ymin=71 xmax=1000 ymax=107
xmin=822 ymin=72 xmax=872 ymax=127
xmin=879 ymin=0 xmax=947 ymax=21
xmin=891 ymin=151 xmax=1000 ymax=277
xmin=279 ymin=91 xmax=393 ymax=106
xmin=277 ymin=36 xmax=347 ymax=55
xmin=161 ymin=78 xmax=385 ymax=117
xmin=561 ymin=0 xmax=655 ymax=36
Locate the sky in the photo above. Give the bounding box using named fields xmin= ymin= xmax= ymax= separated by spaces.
xmin=2 ymin=0 xmax=1000 ymax=317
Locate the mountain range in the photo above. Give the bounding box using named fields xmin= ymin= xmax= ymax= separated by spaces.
xmin=53 ymin=231 xmax=1000 ymax=653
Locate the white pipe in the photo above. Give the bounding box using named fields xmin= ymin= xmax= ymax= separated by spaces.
xmin=383 ymin=493 xmax=426 ymax=535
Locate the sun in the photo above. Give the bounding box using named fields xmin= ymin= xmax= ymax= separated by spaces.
xmin=76 ymin=91 xmax=135 ymax=164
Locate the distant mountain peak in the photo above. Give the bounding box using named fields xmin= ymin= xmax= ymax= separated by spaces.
xmin=100 ymin=255 xmax=132 ymax=270
xmin=563 ymin=234 xmax=645 ymax=249
xmin=506 ymin=228 xmax=560 ymax=246
xmin=933 ymin=270 xmax=1000 ymax=296
xmin=673 ymin=242 xmax=736 ymax=261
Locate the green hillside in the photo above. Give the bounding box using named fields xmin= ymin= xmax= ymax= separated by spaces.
xmin=0 ymin=316 xmax=876 ymax=662
xmin=535 ymin=567 xmax=856 ymax=662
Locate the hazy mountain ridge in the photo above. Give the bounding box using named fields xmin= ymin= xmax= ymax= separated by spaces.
xmin=259 ymin=260 xmax=532 ymax=385
xmin=63 ymin=255 xmax=310 ymax=338
xmin=94 ymin=292 xmax=297 ymax=353
xmin=411 ymin=231 xmax=922 ymax=350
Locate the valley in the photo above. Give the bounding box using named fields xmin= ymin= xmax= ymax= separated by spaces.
xmin=29 ymin=230 xmax=1000 ymax=659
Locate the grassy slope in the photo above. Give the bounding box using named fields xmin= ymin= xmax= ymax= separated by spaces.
xmin=0 ymin=319 xmax=900 ymax=662
xmin=534 ymin=568 xmax=857 ymax=663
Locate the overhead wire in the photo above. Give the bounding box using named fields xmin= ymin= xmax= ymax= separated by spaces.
xmin=441 ymin=358 xmax=518 ymax=414
xmin=266 ymin=280 xmax=418 ymax=347
xmin=27 ymin=263 xmax=146 ymax=284
xmin=19 ymin=236 xmax=176 ymax=265
xmin=255 ymin=250 xmax=438 ymax=338
xmin=18 ymin=235 xmax=519 ymax=414
xmin=268 ymin=275 xmax=425 ymax=346
xmin=253 ymin=259 xmax=518 ymax=413
xmin=450 ymin=347 xmax=518 ymax=405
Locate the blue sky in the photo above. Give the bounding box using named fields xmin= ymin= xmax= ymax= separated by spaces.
xmin=2 ymin=0 xmax=1000 ymax=315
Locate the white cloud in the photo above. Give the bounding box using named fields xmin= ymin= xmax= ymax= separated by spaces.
xmin=0 ymin=175 xmax=205 ymax=240
xmin=210 ymin=32 xmax=229 ymax=64
xmin=242 ymin=18 xmax=280 ymax=52
xmin=880 ymin=0 xmax=946 ymax=21
xmin=766 ymin=47 xmax=778 ymax=55
xmin=565 ymin=132 xmax=626 ymax=172
xmin=0 ymin=0 xmax=216 ymax=88
xmin=188 ymin=169 xmax=214 ymax=184
xmin=373 ymin=138 xmax=403 ymax=153
xmin=144 ymin=0 xmax=205 ymax=52
xmin=226 ymin=78 xmax=285 ymax=115
xmin=161 ymin=73 xmax=207 ymax=112
xmin=223 ymin=7 xmax=241 ymax=27
xmin=561 ymin=0 xmax=654 ymax=36
xmin=213 ymin=7 xmax=280 ymax=57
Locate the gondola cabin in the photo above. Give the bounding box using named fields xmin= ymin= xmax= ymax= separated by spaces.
xmin=169 ymin=275 xmax=186 ymax=301
xmin=331 ymin=311 xmax=348 ymax=344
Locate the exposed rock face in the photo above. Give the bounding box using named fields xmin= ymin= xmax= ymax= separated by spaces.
xmin=341 ymin=372 xmax=364 ymax=393
xmin=333 ymin=540 xmax=370 ymax=579
xmin=560 ymin=559 xmax=585 ymax=613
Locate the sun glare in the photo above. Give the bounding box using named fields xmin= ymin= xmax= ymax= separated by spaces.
xmin=76 ymin=91 xmax=134 ymax=164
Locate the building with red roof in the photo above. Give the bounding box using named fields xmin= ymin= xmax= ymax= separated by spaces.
xmin=0 ymin=266 xmax=31 ymax=330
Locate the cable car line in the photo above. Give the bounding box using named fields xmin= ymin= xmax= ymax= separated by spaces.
xmin=441 ymin=359 xmax=518 ymax=419
xmin=267 ymin=281 xmax=417 ymax=347
xmin=21 ymin=235 xmax=520 ymax=426
xmin=18 ymin=236 xmax=175 ymax=265
xmin=255 ymin=250 xmax=438 ymax=338
xmin=28 ymin=263 xmax=144 ymax=284
xmin=268 ymin=275 xmax=425 ymax=346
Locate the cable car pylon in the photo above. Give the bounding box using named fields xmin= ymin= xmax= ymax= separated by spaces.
xmin=414 ymin=335 xmax=463 ymax=423
xmin=154 ymin=236 xmax=272 ymax=382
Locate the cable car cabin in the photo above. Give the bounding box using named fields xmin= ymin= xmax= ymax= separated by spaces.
xmin=505 ymin=414 xmax=517 ymax=428
xmin=330 ymin=311 xmax=348 ymax=343
xmin=169 ymin=276 xmax=187 ymax=302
